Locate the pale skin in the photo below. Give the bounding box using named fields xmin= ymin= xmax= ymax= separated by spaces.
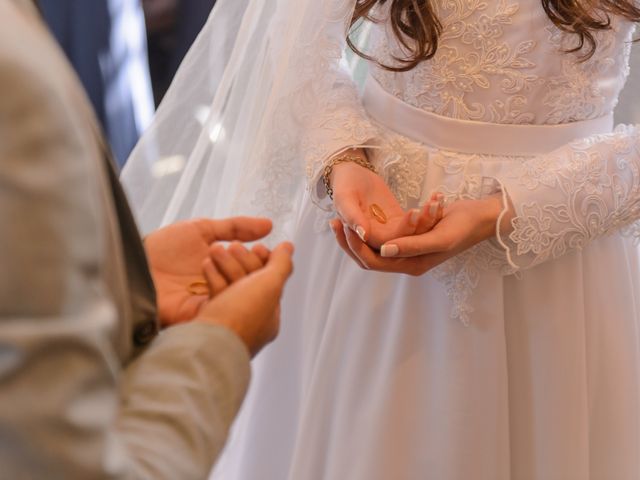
xmin=329 ymin=150 xmax=445 ymax=250
xmin=329 ymin=149 xmax=512 ymax=275
xmin=144 ymin=216 xmax=294 ymax=356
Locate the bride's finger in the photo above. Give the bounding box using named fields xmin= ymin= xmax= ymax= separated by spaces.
xmin=343 ymin=227 xmax=404 ymax=272
xmin=396 ymin=192 xmax=440 ymax=234
xmin=380 ymin=229 xmax=451 ymax=258
xmin=435 ymin=193 xmax=445 ymax=222
xmin=333 ymin=192 xmax=370 ymax=243
xmin=343 ymin=224 xmax=375 ymax=269
xmin=414 ymin=203 xmax=435 ymax=234
xmin=340 ymin=221 xmax=448 ymax=274
xmin=414 ymin=194 xmax=445 ymax=234
xmin=330 ymin=220 xmax=367 ymax=269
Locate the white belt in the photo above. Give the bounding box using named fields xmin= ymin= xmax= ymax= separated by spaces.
xmin=361 ymin=75 xmax=614 ymax=156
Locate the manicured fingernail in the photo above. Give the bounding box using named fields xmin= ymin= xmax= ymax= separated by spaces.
xmin=437 ymin=194 xmax=445 ymax=208
xmin=409 ymin=208 xmax=421 ymax=226
xmin=428 ymin=201 xmax=438 ymax=217
xmin=329 ymin=221 xmax=337 ymax=233
xmin=355 ymin=225 xmax=366 ymax=242
xmin=381 ymin=244 xmax=399 ymax=257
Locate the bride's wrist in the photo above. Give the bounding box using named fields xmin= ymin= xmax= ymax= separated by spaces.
xmin=323 ymin=149 xmax=375 ymax=199
xmin=478 ymin=194 xmax=506 ymax=240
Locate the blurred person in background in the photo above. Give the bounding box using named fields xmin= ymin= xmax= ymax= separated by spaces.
xmin=143 ymin=0 xmax=217 ymax=106
xmin=38 ymin=0 xmax=155 ymax=168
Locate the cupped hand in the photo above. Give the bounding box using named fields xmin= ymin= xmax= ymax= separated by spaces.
xmin=197 ymin=242 xmax=295 ymax=357
xmin=144 ymin=217 xmax=273 ymax=327
xmin=331 ymin=160 xmax=443 ymax=250
xmin=330 ymin=195 xmax=507 ymax=276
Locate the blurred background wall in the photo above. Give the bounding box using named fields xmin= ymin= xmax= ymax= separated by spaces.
xmin=143 ymin=0 xmax=217 ymax=106
xmin=616 ymin=42 xmax=640 ymax=125
xmin=38 ymin=0 xmax=215 ymax=168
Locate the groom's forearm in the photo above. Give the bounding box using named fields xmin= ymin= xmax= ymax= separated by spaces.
xmin=117 ymin=322 xmax=251 ymax=478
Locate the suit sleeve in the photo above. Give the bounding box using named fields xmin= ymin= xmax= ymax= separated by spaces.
xmin=117 ymin=323 xmax=251 ymax=479
xmin=0 ymin=54 xmax=249 ymax=479
xmin=495 ymin=124 xmax=640 ymax=270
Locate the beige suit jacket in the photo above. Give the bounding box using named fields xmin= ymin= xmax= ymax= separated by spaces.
xmin=0 ymin=1 xmax=250 ymax=478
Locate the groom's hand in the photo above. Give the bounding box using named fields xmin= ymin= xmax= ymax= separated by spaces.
xmin=144 ymin=217 xmax=273 ymax=327
xmin=197 ymin=242 xmax=295 ymax=357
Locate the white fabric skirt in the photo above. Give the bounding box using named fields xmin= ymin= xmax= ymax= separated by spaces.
xmin=211 ymin=83 xmax=640 ymax=479
xmin=210 ymin=196 xmax=640 ymax=480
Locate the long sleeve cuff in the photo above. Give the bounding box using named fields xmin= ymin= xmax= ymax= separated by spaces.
xmin=494 ymin=124 xmax=640 ymax=270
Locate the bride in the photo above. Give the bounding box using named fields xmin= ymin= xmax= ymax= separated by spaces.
xmin=122 ymin=0 xmax=640 ymax=478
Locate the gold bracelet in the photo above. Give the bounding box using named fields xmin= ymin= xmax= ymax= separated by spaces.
xmin=322 ymin=153 xmax=377 ymax=200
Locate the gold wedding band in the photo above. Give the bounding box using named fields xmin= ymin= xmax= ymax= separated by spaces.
xmin=187 ymin=281 xmax=209 ymax=296
xmin=370 ymin=203 xmax=388 ymax=224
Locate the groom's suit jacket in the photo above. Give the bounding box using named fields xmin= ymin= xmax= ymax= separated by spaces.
xmin=0 ymin=1 xmax=250 ymax=478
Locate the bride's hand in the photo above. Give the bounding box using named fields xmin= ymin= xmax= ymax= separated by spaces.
xmin=330 ymin=195 xmax=508 ymax=275
xmin=330 ymin=155 xmax=443 ymax=250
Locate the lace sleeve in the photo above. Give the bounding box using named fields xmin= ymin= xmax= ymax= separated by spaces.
xmin=302 ymin=63 xmax=380 ymax=209
xmin=496 ymin=124 xmax=640 ymax=270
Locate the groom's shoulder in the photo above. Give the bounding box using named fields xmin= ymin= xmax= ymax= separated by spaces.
xmin=0 ymin=2 xmax=68 ymax=94
xmin=0 ymin=1 xmax=100 ymax=186
xmin=0 ymin=10 xmax=44 ymax=103
xmin=0 ymin=1 xmax=91 ymax=144
xmin=0 ymin=1 xmax=41 ymax=58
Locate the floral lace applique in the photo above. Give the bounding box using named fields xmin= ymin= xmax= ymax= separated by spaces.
xmin=503 ymin=125 xmax=640 ymax=269
xmin=370 ymin=0 xmax=540 ymax=123
xmin=541 ymin=23 xmax=624 ymax=124
xmin=369 ymin=2 xmax=634 ymax=126
xmin=369 ymin=135 xmax=431 ymax=207
xmin=432 ymin=242 xmax=516 ymax=324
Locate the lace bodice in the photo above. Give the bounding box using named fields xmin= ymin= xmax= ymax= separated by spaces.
xmin=298 ymin=0 xmax=640 ymax=322
xmin=369 ymin=0 xmax=636 ymax=125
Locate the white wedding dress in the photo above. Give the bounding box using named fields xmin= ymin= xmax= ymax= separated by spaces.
xmin=205 ymin=4 xmax=640 ymax=480
xmin=121 ymin=0 xmax=640 ymax=478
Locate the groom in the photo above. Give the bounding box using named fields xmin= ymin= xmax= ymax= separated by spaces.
xmin=0 ymin=1 xmax=293 ymax=478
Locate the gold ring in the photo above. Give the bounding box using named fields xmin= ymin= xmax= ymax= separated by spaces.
xmin=369 ymin=203 xmax=388 ymax=224
xmin=187 ymin=281 xmax=209 ymax=296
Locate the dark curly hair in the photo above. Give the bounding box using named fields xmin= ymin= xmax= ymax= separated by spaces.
xmin=349 ymin=0 xmax=640 ymax=71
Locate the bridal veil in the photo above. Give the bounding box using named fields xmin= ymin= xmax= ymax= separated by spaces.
xmin=121 ymin=0 xmax=363 ymax=238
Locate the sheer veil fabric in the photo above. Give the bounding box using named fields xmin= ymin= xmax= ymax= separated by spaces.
xmin=121 ymin=0 xmax=362 ymax=239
